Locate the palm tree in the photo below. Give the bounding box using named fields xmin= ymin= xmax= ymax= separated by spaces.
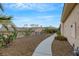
xmin=0 ymin=4 xmax=13 ymax=30
xmin=0 ymin=3 xmax=4 ymax=11
xmin=0 ymin=4 xmax=17 ymax=47
xmin=0 ymin=16 xmax=12 ymax=24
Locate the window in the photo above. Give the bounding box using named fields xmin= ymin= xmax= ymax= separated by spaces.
xmin=71 ymin=25 xmax=73 ymax=28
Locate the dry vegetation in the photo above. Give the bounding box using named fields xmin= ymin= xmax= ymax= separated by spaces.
xmin=0 ymin=33 xmax=50 ymax=56
xmin=51 ymin=28 xmax=74 ymax=56
xmin=52 ymin=36 xmax=74 ymax=56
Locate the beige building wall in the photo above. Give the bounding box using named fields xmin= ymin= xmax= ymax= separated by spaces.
xmin=61 ymin=22 xmax=64 ymax=35
xmin=61 ymin=4 xmax=79 ymax=49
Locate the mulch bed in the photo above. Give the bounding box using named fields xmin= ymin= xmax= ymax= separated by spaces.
xmin=0 ymin=33 xmax=51 ymax=56
xmin=52 ymin=39 xmax=74 ymax=56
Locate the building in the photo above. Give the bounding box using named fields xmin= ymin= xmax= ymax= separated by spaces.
xmin=61 ymin=3 xmax=79 ymax=49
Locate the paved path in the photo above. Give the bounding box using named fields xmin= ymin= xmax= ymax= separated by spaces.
xmin=32 ymin=33 xmax=57 ymax=56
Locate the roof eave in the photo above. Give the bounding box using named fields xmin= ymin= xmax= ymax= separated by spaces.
xmin=61 ymin=3 xmax=77 ymax=23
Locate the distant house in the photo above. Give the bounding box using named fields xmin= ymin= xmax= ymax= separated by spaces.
xmin=34 ymin=27 xmax=43 ymax=33
xmin=61 ymin=3 xmax=79 ymax=49
xmin=29 ymin=27 xmax=44 ymax=35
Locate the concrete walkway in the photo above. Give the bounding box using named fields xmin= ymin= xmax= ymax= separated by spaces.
xmin=32 ymin=33 xmax=57 ymax=56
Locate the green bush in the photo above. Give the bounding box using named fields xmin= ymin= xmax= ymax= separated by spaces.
xmin=43 ymin=28 xmax=56 ymax=34
xmin=0 ymin=34 xmax=5 ymax=47
xmin=56 ymin=30 xmax=61 ymax=36
xmin=55 ymin=35 xmax=67 ymax=41
xmin=0 ymin=34 xmax=8 ymax=47
xmin=0 ymin=24 xmax=17 ymax=48
xmin=25 ymin=28 xmax=33 ymax=36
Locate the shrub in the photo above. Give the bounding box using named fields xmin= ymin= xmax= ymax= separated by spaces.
xmin=43 ymin=28 xmax=56 ymax=34
xmin=0 ymin=34 xmax=8 ymax=47
xmin=0 ymin=24 xmax=17 ymax=48
xmin=11 ymin=25 xmax=17 ymax=40
xmin=0 ymin=34 xmax=5 ymax=47
xmin=25 ymin=28 xmax=33 ymax=36
xmin=55 ymin=35 xmax=67 ymax=41
xmin=56 ymin=29 xmax=61 ymax=36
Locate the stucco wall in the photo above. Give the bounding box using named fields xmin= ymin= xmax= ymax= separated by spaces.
xmin=61 ymin=22 xmax=64 ymax=35
xmin=61 ymin=4 xmax=79 ymax=49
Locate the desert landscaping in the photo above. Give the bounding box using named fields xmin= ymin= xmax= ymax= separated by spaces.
xmin=0 ymin=32 xmax=51 ymax=56
xmin=0 ymin=3 xmax=78 ymax=56
xmin=0 ymin=23 xmax=55 ymax=56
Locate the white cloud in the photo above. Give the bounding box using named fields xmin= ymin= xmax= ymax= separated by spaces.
xmin=12 ymin=15 xmax=60 ymax=23
xmin=7 ymin=3 xmax=63 ymax=12
xmin=4 ymin=3 xmax=63 ymax=27
xmin=13 ymin=16 xmax=32 ymax=22
xmin=9 ymin=3 xmax=32 ymax=10
xmin=11 ymin=14 xmax=61 ymax=27
xmin=32 ymin=15 xmax=60 ymax=21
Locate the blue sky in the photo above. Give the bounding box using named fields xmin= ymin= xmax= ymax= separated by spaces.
xmin=2 ymin=3 xmax=64 ymax=28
